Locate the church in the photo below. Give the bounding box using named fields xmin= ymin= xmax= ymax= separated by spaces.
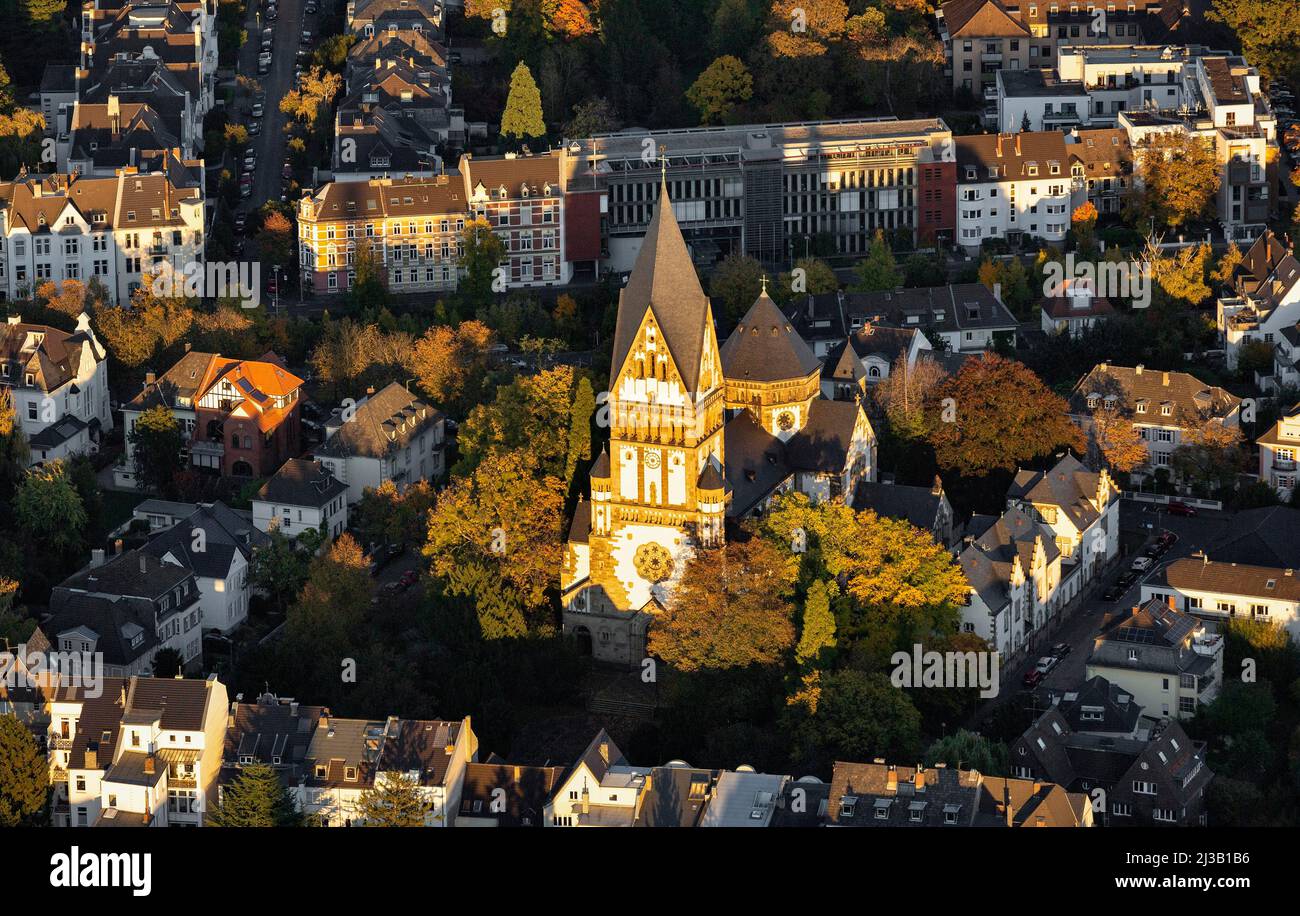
xmin=561 ymin=181 xmax=877 ymax=666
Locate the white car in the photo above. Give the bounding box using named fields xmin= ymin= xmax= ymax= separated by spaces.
xmin=251 ymin=102 xmax=264 ymax=118
xmin=1035 ymin=656 xmax=1056 ymax=676
xmin=1130 ymin=556 xmax=1154 ymax=573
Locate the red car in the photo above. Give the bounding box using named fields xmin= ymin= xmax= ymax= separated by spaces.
xmin=399 ymin=569 xmax=418 ymax=588
xmin=1166 ymin=501 xmax=1197 ymax=517
xmin=1022 ymin=668 xmax=1045 ymax=689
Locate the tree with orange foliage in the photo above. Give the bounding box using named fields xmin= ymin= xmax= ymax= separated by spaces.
xmin=926 ymin=353 xmax=1086 ymax=476
xmin=767 ymin=0 xmax=848 ymax=57
xmin=36 ymin=279 xmax=86 ymax=319
xmin=1088 ymin=408 xmax=1148 ymax=474
xmin=411 ymin=320 xmax=496 ymax=416
xmin=541 ymin=0 xmax=594 ymax=37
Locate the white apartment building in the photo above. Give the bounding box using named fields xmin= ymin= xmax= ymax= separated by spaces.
xmin=0 ymin=312 xmax=112 ymax=464
xmin=1144 ymin=555 xmax=1300 ymax=640
xmin=1216 ymin=231 xmax=1300 ymax=374
xmin=50 ymin=674 xmax=229 ymax=827
xmin=959 ymin=505 xmax=1065 ymax=662
xmin=315 ymin=382 xmax=446 ymax=505
xmin=251 ymin=459 xmax=349 ymax=543
xmin=544 ymin=730 xmax=652 ymax=827
xmin=954 ymin=131 xmax=1080 ymax=252
xmin=0 ymin=171 xmax=205 ymax=304
xmin=1256 ymin=404 xmax=1300 ymax=500
xmin=298 ymin=714 xmax=477 ymax=827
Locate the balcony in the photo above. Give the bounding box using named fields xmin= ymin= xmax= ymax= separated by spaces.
xmin=1273 ymin=457 xmax=1297 ymax=471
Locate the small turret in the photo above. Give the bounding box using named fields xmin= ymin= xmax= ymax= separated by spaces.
xmin=696 ymin=462 xmax=726 ymax=547
xmin=590 ymin=447 xmax=612 ymax=537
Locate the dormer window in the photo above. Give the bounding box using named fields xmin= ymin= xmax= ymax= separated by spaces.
xmin=344 ymin=766 xmax=358 ymax=781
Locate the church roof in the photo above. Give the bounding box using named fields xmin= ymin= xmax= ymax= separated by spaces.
xmin=611 ymin=181 xmax=713 ymax=393
xmin=721 ymin=291 xmax=822 ymax=383
xmin=590 ymin=447 xmax=610 ymax=479
xmin=697 ymin=462 xmax=725 ymax=492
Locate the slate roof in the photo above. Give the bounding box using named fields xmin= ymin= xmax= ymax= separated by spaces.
xmin=302 ymin=716 xmax=388 ymax=788
xmin=804 ymin=285 xmax=1017 ymax=342
xmin=1207 ymin=506 xmax=1300 ymax=567
xmin=720 ymin=291 xmax=821 ymax=383
xmin=125 ymin=675 xmax=214 ymax=732
xmin=959 ymin=505 xmax=1061 ymax=611
xmin=256 ymin=459 xmax=347 ymax=508
xmin=58 ymin=548 xmax=194 ymax=600
xmin=0 ymin=318 xmax=106 ymax=394
xmin=723 ymin=411 xmax=791 ymax=518
xmin=1007 ymin=453 xmax=1108 ymax=531
xmin=784 ymin=399 xmax=864 ymax=473
xmin=610 ymin=182 xmax=714 ymax=392
xmin=1040 ymin=675 xmax=1143 ymax=735
xmin=124 ymin=350 xmax=220 ymax=411
xmin=634 ymin=765 xmax=718 ymax=827
xmin=374 ymin=718 xmax=464 ymax=787
xmin=458 ymin=760 xmax=565 ymax=826
xmin=141 ymin=501 xmax=268 ymax=579
xmin=1089 ymin=598 xmax=1217 ymax=677
xmin=854 ymin=480 xmax=945 ymax=531
xmin=317 ymin=382 xmax=442 ymax=460
xmin=223 ymin=695 xmax=327 ymax=781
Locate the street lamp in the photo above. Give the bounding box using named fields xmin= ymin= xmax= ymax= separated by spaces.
xmin=272 ymin=264 xmax=283 ymax=314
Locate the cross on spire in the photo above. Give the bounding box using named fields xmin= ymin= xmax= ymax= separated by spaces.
xmin=760 ymin=274 xmax=768 ymax=296
xmin=659 ymin=144 xmax=668 ymax=185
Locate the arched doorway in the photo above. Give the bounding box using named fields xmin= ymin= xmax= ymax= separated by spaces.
xmin=231 ymin=460 xmax=254 ymax=477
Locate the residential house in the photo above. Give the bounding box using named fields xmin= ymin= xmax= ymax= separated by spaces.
xmin=698 ymin=770 xmax=791 ymax=827
xmin=298 ymin=713 xmax=477 ymax=826
xmin=220 ymin=691 xmax=327 ymax=794
xmin=1066 ymin=126 xmax=1133 ymax=214
xmin=1039 ymin=281 xmax=1117 ymax=336
xmin=1205 ymin=505 xmax=1300 ymax=568
xmin=1012 ymin=688 xmax=1211 ymax=825
xmin=801 ymin=285 xmax=1016 ymax=355
xmin=634 ymin=764 xmax=720 ymax=827
xmin=456 ymin=757 xmax=565 ymax=826
xmin=1068 ymin=362 xmax=1241 ymax=480
xmin=544 ymin=730 xmax=652 ymax=827
xmin=51 ymin=674 xmax=229 ymax=827
xmin=1143 ymin=554 xmax=1300 ymax=639
xmin=1255 ymin=404 xmax=1300 ymax=499
xmin=34 ymin=548 xmax=205 ymax=676
xmin=252 ymin=459 xmax=349 ymax=542
xmin=140 ymin=501 xmax=268 ymax=634
xmin=855 ymin=477 xmax=958 ymax=550
xmin=959 ymin=505 xmax=1064 ymax=661
xmin=1006 ymin=452 xmax=1121 ymax=602
xmin=315 ymin=381 xmax=446 ymax=505
xmin=460 ymin=150 xmax=571 ymax=288
xmin=0 ymin=313 xmax=112 ymax=465
xmin=825 ymin=759 xmax=1092 ymax=827
xmin=0 ymin=170 xmax=205 ymax=305
xmin=1086 ymin=597 xmax=1225 ymax=719
xmin=1216 ymin=230 xmax=1300 ymax=374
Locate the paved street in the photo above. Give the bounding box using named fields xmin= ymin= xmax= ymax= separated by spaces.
xmin=236 ymin=0 xmax=309 ymax=211
xmin=971 ymin=497 xmax=1236 ymax=725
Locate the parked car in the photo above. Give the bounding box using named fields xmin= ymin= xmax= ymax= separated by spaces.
xmin=1035 ymin=656 xmax=1057 ymax=676
xmin=234 ymin=213 xmax=247 ymax=233
xmin=266 ymin=5 xmax=277 ymax=19
xmin=1156 ymin=532 xmax=1177 ymax=550
xmin=251 ymin=102 xmax=264 ymax=118
xmin=282 ymin=162 xmax=293 ymax=179
xmin=248 ymin=119 xmax=262 ymax=135
xmin=1131 ymin=556 xmax=1154 ymax=572
xmin=1117 ymin=571 xmax=1139 ymax=589
xmin=399 ymin=569 xmax=419 ymax=589
xmin=1166 ymin=501 xmax=1197 ymax=517
xmin=305 ymin=0 xmax=317 ymax=11
xmin=1022 ymin=668 xmax=1045 ymax=688
xmin=1050 ymin=643 xmax=1071 ymax=659
xmin=1102 ymin=584 xmax=1125 ymax=602
xmin=301 ymin=30 xmax=312 ymax=45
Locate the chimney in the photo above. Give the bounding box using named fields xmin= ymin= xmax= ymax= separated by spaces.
xmin=107 ymin=93 xmax=121 ymax=141
xmin=914 ymin=768 xmax=926 ymax=791
xmin=886 ymin=767 xmax=898 ymax=792
xmin=138 ymin=553 xmax=147 ymax=574
xmin=931 ymin=475 xmax=943 ymax=496
xmin=1134 ymin=364 xmax=1143 ymax=375
xmin=1162 ymin=371 xmax=1169 ymax=386
xmin=1015 ymin=134 xmax=1022 ymax=155
xmin=996 ymin=135 xmax=1003 ymax=157
xmin=144 ymin=370 xmax=156 ymax=386
xmin=580 ymin=786 xmax=590 ymax=815
xmin=1004 ymin=783 xmax=1014 ymax=827
xmin=144 ymin=755 xmax=156 ymax=775
xmin=113 ymin=538 xmax=124 ymax=555
xmin=993 ymin=282 xmax=1003 ymax=303
xmin=90 ymin=548 xmax=106 ymax=567
xmin=85 ymin=747 xmax=98 ymax=769
xmin=1167 ymin=594 xmax=1176 ymax=609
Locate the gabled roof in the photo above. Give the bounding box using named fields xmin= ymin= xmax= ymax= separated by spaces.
xmin=941 ymin=0 xmax=1030 ymax=37
xmin=723 ymin=410 xmax=792 ymax=518
xmin=1069 ymin=363 xmax=1240 ymax=427
xmin=1007 ymin=453 xmax=1109 ymax=531
xmin=255 ymin=459 xmax=347 ymax=508
xmin=1041 ymin=675 xmax=1143 ymax=735
xmin=610 ymin=181 xmax=714 ymax=393
xmin=459 ymin=761 xmax=564 ymax=826
xmin=375 ymin=718 xmax=464 ymax=787
xmin=784 ymin=399 xmax=867 ymax=472
xmin=1207 ymin=506 xmax=1300 ymax=568
xmin=854 ymin=480 xmax=946 ymax=532
xmin=141 ymin=501 xmax=267 ymax=580
xmin=316 ymin=382 xmax=442 ymax=460
xmin=721 ymin=290 xmax=821 ymax=383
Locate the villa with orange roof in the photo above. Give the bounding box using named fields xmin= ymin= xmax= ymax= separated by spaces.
xmin=118 ymin=350 xmax=303 ymax=486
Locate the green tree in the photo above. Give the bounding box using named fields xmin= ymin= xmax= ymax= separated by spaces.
xmin=456 ymin=366 xmax=577 ymax=479
xmin=924 ymin=729 xmax=1008 ymax=775
xmin=686 ymin=55 xmax=753 ymax=124
xmin=151 ymin=647 xmax=184 ymax=678
xmin=795 ymin=579 xmax=837 ymax=669
xmin=565 ymin=376 xmax=595 ymax=485
xmin=251 ymin=529 xmax=312 ymax=611
xmin=1128 ymin=133 xmax=1220 ymax=230
xmin=787 ymin=669 xmax=923 ymax=767
xmin=128 ymin=404 xmax=184 ymax=495
xmin=208 ymin=763 xmax=303 ymax=826
xmin=14 ymin=460 xmax=87 ymax=557
xmin=501 ymin=61 xmax=546 ymax=142
xmin=458 ymin=217 xmax=508 ymax=311
xmin=708 ymin=253 xmax=764 ymax=323
xmin=357 ymin=773 xmax=432 ymax=826
xmin=851 ymin=230 xmax=901 ymax=291
xmin=1208 ymin=0 xmax=1300 ymax=84
xmin=0 ymin=714 xmax=48 ymax=826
